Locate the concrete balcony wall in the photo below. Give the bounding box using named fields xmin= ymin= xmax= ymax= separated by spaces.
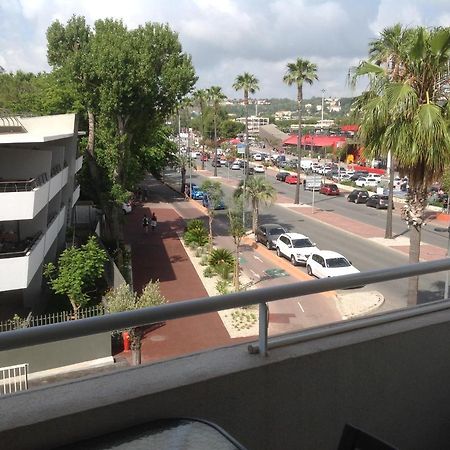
xmin=2 ymin=307 xmax=450 ymax=450
xmin=0 ymin=183 xmax=49 ymax=221
xmin=75 ymin=155 xmax=83 ymax=173
xmin=44 ymin=207 xmax=65 ymax=255
xmin=48 ymin=166 xmax=68 ymax=202
xmin=71 ymin=185 xmax=80 ymax=207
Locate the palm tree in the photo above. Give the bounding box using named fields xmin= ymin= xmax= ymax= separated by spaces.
xmin=207 ymin=86 xmax=226 ymax=177
xmin=366 ymin=24 xmax=408 ymax=239
xmin=234 ymin=176 xmax=277 ymax=233
xmin=353 ymin=26 xmax=450 ymax=305
xmin=228 ymin=197 xmax=245 ymax=291
xmin=233 ymin=73 xmax=260 ymax=176
xmin=201 ymin=179 xmax=224 ymax=249
xmin=283 ymin=58 xmax=318 ymax=204
xmin=192 ymin=89 xmax=208 ymax=169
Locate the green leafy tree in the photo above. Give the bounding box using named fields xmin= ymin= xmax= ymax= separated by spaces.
xmin=220 ymin=119 xmax=245 ymax=139
xmin=104 ymin=281 xmax=166 ymax=365
xmin=234 ymin=176 xmax=277 ymax=232
xmin=192 ymin=89 xmax=209 ymax=169
xmin=283 ymin=59 xmax=318 ymax=204
xmin=352 ymin=25 xmax=450 ymax=305
xmin=44 ymin=236 xmax=108 ymax=318
xmin=201 ymin=180 xmax=224 ymax=248
xmin=207 ymin=86 xmax=227 ymax=176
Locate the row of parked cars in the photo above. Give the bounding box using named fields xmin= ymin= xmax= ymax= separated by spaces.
xmin=254 ymin=224 xmax=359 ymax=279
xmin=185 ymin=183 xmax=226 ymax=209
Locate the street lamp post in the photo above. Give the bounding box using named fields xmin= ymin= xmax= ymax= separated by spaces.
xmin=321 ymin=89 xmax=326 ymax=123
xmin=435 ymin=226 xmax=450 ymax=299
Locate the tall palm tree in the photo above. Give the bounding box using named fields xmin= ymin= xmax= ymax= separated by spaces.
xmin=232 ymin=73 xmax=260 ymax=176
xmin=234 ymin=176 xmax=277 ymax=232
xmin=207 ymin=86 xmax=226 ymax=177
xmin=367 ymin=24 xmax=408 ymax=239
xmin=353 ymin=26 xmax=450 ymax=305
xmin=283 ymin=59 xmax=318 ymax=204
xmin=192 ymin=89 xmax=208 ymax=169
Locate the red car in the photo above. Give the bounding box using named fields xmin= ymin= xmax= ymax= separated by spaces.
xmin=319 ymin=183 xmax=340 ymax=196
xmin=285 ymin=174 xmax=299 ymax=184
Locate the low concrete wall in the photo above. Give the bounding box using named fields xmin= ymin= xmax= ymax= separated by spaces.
xmin=2 ymin=307 xmax=450 ymax=449
xmin=0 ymin=332 xmax=111 ymax=374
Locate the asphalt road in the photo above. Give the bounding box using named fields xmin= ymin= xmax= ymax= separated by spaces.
xmin=165 ymin=162 xmax=447 ymax=309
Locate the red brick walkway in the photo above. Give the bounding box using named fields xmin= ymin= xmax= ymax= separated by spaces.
xmin=120 ymin=179 xmax=249 ymax=364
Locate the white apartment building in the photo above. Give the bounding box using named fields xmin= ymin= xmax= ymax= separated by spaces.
xmin=0 ymin=113 xmax=81 ymax=312
xmin=274 ymin=110 xmax=293 ymax=121
xmin=235 ymin=115 xmax=269 ymax=135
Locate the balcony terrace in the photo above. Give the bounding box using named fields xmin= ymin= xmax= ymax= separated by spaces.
xmin=1 ymin=260 xmax=450 ymax=449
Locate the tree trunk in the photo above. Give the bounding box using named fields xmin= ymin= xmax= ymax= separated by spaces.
xmin=252 ymin=201 xmax=259 ymax=233
xmin=245 ymin=91 xmax=249 ymax=180
xmin=407 ymin=223 xmax=421 ymax=306
xmin=385 ymin=151 xmax=394 ymax=239
xmin=208 ymin=213 xmax=213 ymax=250
xmin=181 ymin=167 xmax=186 ymax=195
xmin=70 ymin=298 xmax=80 ymax=320
xmin=87 ymin=110 xmax=95 ymax=158
xmin=294 ymin=87 xmax=303 ymax=204
xmin=234 ymin=241 xmax=240 ymax=291
xmin=129 ymin=327 xmax=143 ymax=366
xmin=213 ymin=113 xmax=218 ymax=177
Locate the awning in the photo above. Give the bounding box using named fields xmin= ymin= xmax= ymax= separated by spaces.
xmin=340 ymin=125 xmax=359 ymax=133
xmin=283 ymin=134 xmax=347 ymax=147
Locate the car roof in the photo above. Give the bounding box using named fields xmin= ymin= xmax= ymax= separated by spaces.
xmin=312 ymin=250 xmax=347 ymax=259
xmin=280 ymin=232 xmax=309 ymax=239
xmin=260 ymin=223 xmax=285 ymax=229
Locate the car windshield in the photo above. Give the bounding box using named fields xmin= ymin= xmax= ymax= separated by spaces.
xmin=269 ymin=228 xmax=285 ymax=235
xmin=293 ymin=239 xmax=314 ymax=248
xmin=326 ymin=257 xmax=351 ymax=268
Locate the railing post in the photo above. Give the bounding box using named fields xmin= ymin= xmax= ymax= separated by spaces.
xmin=258 ymin=302 xmax=268 ymax=356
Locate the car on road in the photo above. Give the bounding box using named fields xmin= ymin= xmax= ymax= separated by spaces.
xmin=350 ymin=170 xmax=369 ymax=181
xmin=355 ymin=177 xmax=379 ymax=188
xmin=275 ymin=233 xmax=319 ymax=266
xmin=285 ymin=174 xmax=299 ymax=184
xmin=306 ymin=250 xmax=360 ymax=278
xmin=189 ymin=186 xmax=204 ymax=200
xmin=365 ymin=194 xmax=393 ymax=209
xmin=347 ymin=189 xmax=370 ymax=204
xmin=253 ymin=153 xmax=263 ymax=161
xmin=255 ymin=224 xmax=287 ymax=250
xmin=254 ymin=165 xmax=265 ymax=173
xmin=202 ymin=193 xmax=226 ymax=210
xmin=276 ymin=171 xmax=291 ymax=182
xmin=231 ymin=161 xmax=241 ymax=170
xmin=319 ymin=183 xmax=340 ymax=196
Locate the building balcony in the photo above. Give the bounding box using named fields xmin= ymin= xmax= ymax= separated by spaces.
xmin=75 ymin=155 xmax=83 ymax=173
xmin=72 ymin=184 xmax=80 ymax=207
xmin=1 ymin=260 xmax=450 ymax=449
xmin=0 ymin=167 xmax=68 ymax=221
xmin=0 ymin=206 xmax=66 ymax=291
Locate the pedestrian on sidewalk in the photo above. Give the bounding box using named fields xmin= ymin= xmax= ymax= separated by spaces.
xmin=143 ymin=214 xmax=149 ymax=234
xmin=151 ymin=212 xmax=157 ymax=231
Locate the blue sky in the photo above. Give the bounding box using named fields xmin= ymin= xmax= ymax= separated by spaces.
xmin=1 ymin=0 xmax=450 ymax=99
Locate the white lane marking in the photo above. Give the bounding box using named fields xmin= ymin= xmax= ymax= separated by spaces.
xmin=253 ymin=255 xmax=263 ymax=262
xmin=297 ymin=301 xmax=305 ymax=313
xmin=250 ymin=269 xmax=260 ymax=279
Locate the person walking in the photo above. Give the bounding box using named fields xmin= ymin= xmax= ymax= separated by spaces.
xmin=143 ymin=214 xmax=149 ymax=234
xmin=151 ymin=212 xmax=157 ymax=231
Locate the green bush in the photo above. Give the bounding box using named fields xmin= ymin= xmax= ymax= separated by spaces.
xmin=184 ymin=228 xmax=208 ymax=247
xmin=203 ymin=266 xmax=215 ymax=277
xmin=215 ymin=262 xmax=233 ymax=280
xmin=340 ymin=180 xmax=355 ymax=186
xmin=216 ymin=280 xmax=231 ymax=295
xmin=209 ymin=248 xmax=235 ymax=267
xmin=186 ymin=219 xmax=206 ymax=232
xmin=200 ymin=255 xmax=209 ymax=266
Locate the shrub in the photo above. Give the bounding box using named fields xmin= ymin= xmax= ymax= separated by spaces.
xmin=214 ymin=262 xmax=233 ymax=280
xmin=186 ymin=219 xmax=206 ymax=233
xmin=184 ymin=228 xmax=208 ymax=247
xmin=200 ymin=255 xmax=209 ymax=266
xmin=216 ymin=280 xmax=231 ymax=295
xmin=203 ymin=266 xmax=215 ymax=278
xmin=209 ymin=248 xmax=234 ymax=268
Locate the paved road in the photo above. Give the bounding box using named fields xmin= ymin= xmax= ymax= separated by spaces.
xmin=170 ymin=161 xmax=448 ymax=309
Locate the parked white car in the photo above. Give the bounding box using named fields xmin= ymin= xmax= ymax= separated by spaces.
xmin=355 ymin=177 xmax=379 ymax=187
xmin=254 ymin=165 xmax=265 ymax=173
xmin=231 ymin=161 xmax=241 ymax=170
xmin=306 ymin=250 xmax=360 ymax=278
xmin=253 ymin=153 xmax=263 ymax=161
xmin=275 ymin=233 xmax=319 ymax=266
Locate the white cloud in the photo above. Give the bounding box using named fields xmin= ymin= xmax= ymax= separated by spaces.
xmin=1 ymin=0 xmax=450 ymax=97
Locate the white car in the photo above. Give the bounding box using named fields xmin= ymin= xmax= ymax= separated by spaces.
xmin=253 ymin=153 xmax=263 ymax=161
xmin=231 ymin=161 xmax=241 ymax=170
xmin=355 ymin=177 xmax=379 ymax=187
xmin=254 ymin=165 xmax=265 ymax=173
xmin=275 ymin=233 xmax=319 ymax=266
xmin=306 ymin=250 xmax=360 ymax=278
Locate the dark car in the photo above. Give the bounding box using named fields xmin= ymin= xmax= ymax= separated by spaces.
xmin=350 ymin=170 xmax=369 ymax=181
xmin=347 ymin=189 xmax=370 ymax=204
xmin=202 ymin=193 xmax=225 ymax=210
xmin=211 ymin=159 xmax=221 ymax=167
xmin=366 ymin=194 xmax=393 ymax=209
xmin=239 ymin=160 xmax=248 ymax=168
xmin=276 ymin=171 xmax=290 ymax=182
xmin=245 ymin=167 xmax=255 ymax=175
xmin=255 ymin=223 xmax=287 ymax=250
xmin=319 ymin=183 xmax=340 ymax=196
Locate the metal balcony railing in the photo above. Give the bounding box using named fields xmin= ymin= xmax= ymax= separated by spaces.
xmin=0 ymin=259 xmax=450 ymax=354
xmin=0 ymin=232 xmax=42 ymax=259
xmin=0 ymin=172 xmax=48 ymax=192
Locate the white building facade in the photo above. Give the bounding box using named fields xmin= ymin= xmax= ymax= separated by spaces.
xmin=0 ymin=114 xmax=81 ymax=312
xmin=235 ymin=116 xmax=269 ymax=136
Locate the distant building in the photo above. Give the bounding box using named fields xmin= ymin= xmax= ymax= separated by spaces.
xmin=325 ymin=97 xmax=341 ymax=113
xmin=274 ymin=111 xmax=293 ymax=121
xmin=236 ymin=116 xmax=269 ymax=135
